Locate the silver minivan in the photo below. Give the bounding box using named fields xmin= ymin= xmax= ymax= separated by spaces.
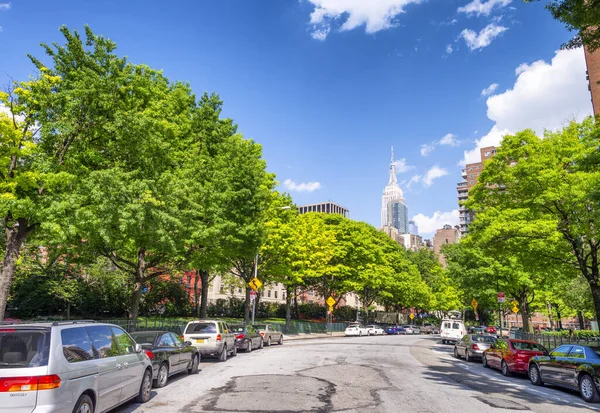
xmin=182 ymin=320 xmax=236 ymax=361
xmin=0 ymin=321 xmax=153 ymax=413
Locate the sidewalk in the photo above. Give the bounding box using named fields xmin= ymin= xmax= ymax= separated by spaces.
xmin=284 ymin=332 xmax=345 ymax=341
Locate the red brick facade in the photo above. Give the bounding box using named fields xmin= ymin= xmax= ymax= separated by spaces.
xmin=585 ymin=46 xmax=600 ymax=116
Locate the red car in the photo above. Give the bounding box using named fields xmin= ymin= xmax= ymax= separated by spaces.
xmin=483 ymin=339 xmax=548 ymax=376
xmin=485 ymin=326 xmax=497 ymax=334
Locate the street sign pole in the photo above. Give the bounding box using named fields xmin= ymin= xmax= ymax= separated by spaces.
xmin=252 ymin=252 xmax=258 ymax=325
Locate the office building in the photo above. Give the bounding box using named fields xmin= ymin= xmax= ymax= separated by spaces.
xmin=457 ymin=146 xmax=496 ymax=235
xmin=381 ymin=147 xmax=409 ymax=234
xmin=298 ymin=201 xmax=349 ymax=218
xmin=408 ymin=220 xmax=418 ymax=235
xmin=433 ymin=224 xmax=460 ymax=266
xmin=401 ymin=233 xmax=423 ymax=251
xmin=585 ymin=46 xmax=600 ymax=116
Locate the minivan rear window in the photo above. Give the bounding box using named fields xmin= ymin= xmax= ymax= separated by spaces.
xmin=0 ymin=329 xmax=50 ymax=368
xmin=452 ymin=323 xmax=461 ymax=329
xmin=185 ymin=323 xmax=217 ymax=334
xmin=61 ymin=327 xmax=94 ymax=363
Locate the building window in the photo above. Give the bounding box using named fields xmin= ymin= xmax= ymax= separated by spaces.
xmin=268 ymin=290 xmax=271 ymax=297
xmin=282 ymin=292 xmax=286 ymax=300
xmin=274 ymin=291 xmax=278 ymax=299
xmin=309 ymin=290 xmax=314 ymax=296
xmin=219 ymin=285 xmax=224 ymax=294
xmin=238 ymin=288 xmax=242 ymax=294
xmin=470 ymin=181 xmax=475 ymax=185
xmin=187 ymin=275 xmax=192 ymax=286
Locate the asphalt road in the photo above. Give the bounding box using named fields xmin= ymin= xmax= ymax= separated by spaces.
xmin=111 ymin=334 xmax=600 ymax=413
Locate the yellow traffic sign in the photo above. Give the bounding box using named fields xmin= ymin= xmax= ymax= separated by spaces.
xmin=472 ymin=298 xmax=478 ymax=311
xmin=512 ymin=306 xmax=519 ymax=314
xmin=511 ymin=300 xmax=518 ymax=307
xmin=248 ymin=277 xmax=263 ymax=291
xmin=326 ymin=296 xmax=336 ymax=307
xmin=409 ymin=313 xmax=415 ymax=320
xmin=328 ymin=305 xmax=334 ymax=312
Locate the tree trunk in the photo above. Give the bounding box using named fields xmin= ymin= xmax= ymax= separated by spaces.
xmin=194 ymin=269 xmax=201 ymax=318
xmin=285 ymin=286 xmax=292 ymax=333
xmin=587 ymin=276 xmax=600 ymax=328
xmin=200 ymin=270 xmax=210 ymax=319
xmin=66 ymin=303 xmax=71 ymax=320
xmin=517 ymin=293 xmax=532 ymax=333
xmin=244 ymin=286 xmax=251 ymax=324
xmin=255 ymin=289 xmax=262 ymax=319
xmin=293 ymin=286 xmax=299 ymax=319
xmin=578 ymin=310 xmax=585 ymax=330
xmin=128 ymin=248 xmax=146 ymax=320
xmin=556 ymin=305 xmax=563 ymax=329
xmin=0 ymin=218 xmax=32 ymax=321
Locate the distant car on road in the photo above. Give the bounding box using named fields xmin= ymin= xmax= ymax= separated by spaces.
xmin=529 ymin=344 xmax=600 ymax=403
xmin=453 ymin=334 xmax=497 ymax=362
xmin=483 ymin=339 xmax=547 ymax=376
xmin=183 ymin=320 xmax=237 ymax=361
xmin=468 ymin=326 xmax=485 ymax=334
xmin=231 ymin=325 xmax=264 ymax=352
xmin=345 ymin=324 xmax=369 ymax=337
xmin=130 ymin=330 xmax=199 ymax=388
xmin=385 ymin=325 xmax=405 ymax=335
xmin=365 ymin=325 xmax=385 ymax=336
xmin=402 ymin=325 xmax=415 ymax=335
xmin=421 ymin=323 xmax=438 ymax=334
xmin=485 ymin=326 xmax=497 ymax=335
xmin=252 ymin=324 xmax=283 ymax=346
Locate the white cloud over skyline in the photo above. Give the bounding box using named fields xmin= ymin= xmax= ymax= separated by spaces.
xmin=439 ymin=133 xmax=460 ymax=146
xmin=420 ymin=143 xmax=435 ymax=156
xmin=412 ymin=210 xmax=460 ymax=237
xmin=481 ymin=82 xmax=499 ymax=96
xmin=406 ymin=165 xmax=449 ymax=189
xmin=457 ymin=0 xmax=511 ymax=17
xmin=462 ymin=48 xmax=592 ymax=165
xmin=460 ymin=23 xmax=508 ymax=51
xmin=283 ymin=178 xmax=322 ymax=192
xmin=306 ymin=0 xmax=422 ymax=40
xmin=0 ymin=3 xmax=11 ymax=10
xmin=394 ymin=158 xmax=414 ymax=173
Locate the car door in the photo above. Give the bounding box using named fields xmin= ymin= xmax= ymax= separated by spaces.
xmin=171 ymin=333 xmax=192 ymax=372
xmin=156 ymin=333 xmax=179 ymax=372
xmin=222 ymin=323 xmax=235 ymax=352
xmin=111 ymin=327 xmax=145 ymax=402
xmin=86 ymin=325 xmax=123 ymax=412
xmin=541 ymin=345 xmax=572 ymax=383
xmin=561 ymin=346 xmax=586 ymax=388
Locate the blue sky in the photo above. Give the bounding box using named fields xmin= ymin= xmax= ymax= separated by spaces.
xmin=0 ymin=0 xmax=593 ymax=237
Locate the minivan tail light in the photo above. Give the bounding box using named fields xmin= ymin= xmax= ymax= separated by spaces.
xmin=0 ymin=375 xmax=61 ymax=392
xmin=216 ymin=334 xmax=222 ymax=342
xmin=144 ymin=350 xmax=155 ymax=360
xmin=472 ymin=344 xmax=480 ymax=350
xmin=260 ymin=332 xmax=265 ymax=337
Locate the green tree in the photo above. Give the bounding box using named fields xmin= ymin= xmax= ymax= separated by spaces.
xmin=526 ymin=0 xmax=600 ymax=50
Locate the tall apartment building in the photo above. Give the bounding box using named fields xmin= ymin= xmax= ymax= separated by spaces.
xmin=457 ymin=146 xmax=496 ymax=235
xmin=433 ymin=224 xmax=460 ymax=266
xmin=408 ymin=220 xmax=418 ymax=235
xmin=381 ymin=147 xmax=409 ymax=234
xmin=585 ymin=46 xmax=600 ymax=116
xmin=298 ymin=201 xmax=349 ymax=218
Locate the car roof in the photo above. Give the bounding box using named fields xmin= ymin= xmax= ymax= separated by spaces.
xmin=130 ymin=330 xmax=165 ymax=335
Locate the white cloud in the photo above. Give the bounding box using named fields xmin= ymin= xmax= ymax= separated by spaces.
xmin=460 ymin=23 xmax=508 ymax=50
xmin=462 ymin=48 xmax=592 ymax=164
xmin=439 ymin=133 xmax=460 ymax=146
xmin=0 ymin=3 xmax=11 ymax=11
xmin=283 ymin=178 xmax=322 ymax=193
xmin=393 ymin=158 xmax=414 ymax=173
xmin=445 ymin=44 xmax=453 ymax=54
xmin=420 ymin=143 xmax=435 ymax=156
xmin=404 ymin=174 xmax=421 ymax=190
xmin=457 ymin=0 xmax=511 ymax=17
xmin=412 ymin=210 xmax=460 ymax=237
xmin=481 ymin=82 xmax=499 ymax=96
xmin=422 ymin=166 xmax=448 ymax=187
xmin=306 ymin=0 xmax=422 ymax=40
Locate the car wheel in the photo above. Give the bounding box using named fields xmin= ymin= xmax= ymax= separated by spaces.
xmin=267 ymin=336 xmax=272 ymax=346
xmin=259 ymin=338 xmax=264 ymax=349
xmin=136 ymin=369 xmax=152 ymax=403
xmin=219 ymin=345 xmax=227 ymax=362
xmin=154 ymin=362 xmax=169 ymax=388
xmin=232 ymin=343 xmax=237 ymax=357
xmin=188 ymin=354 xmax=199 ymax=374
xmin=278 ymin=335 xmax=283 ymax=345
xmin=247 ymin=340 xmax=252 ymax=353
xmin=465 ymin=350 xmax=471 ymax=362
xmin=579 ymin=374 xmax=600 ymax=403
xmin=359 ymin=332 xmax=362 ymax=337
xmin=501 ymin=360 xmax=511 ymax=377
xmin=73 ymin=394 xmax=94 ymax=413
xmin=529 ymin=364 xmax=542 ymax=385
xmin=453 ymin=347 xmax=460 ymax=359
xmin=442 ymin=339 xmax=446 ymax=344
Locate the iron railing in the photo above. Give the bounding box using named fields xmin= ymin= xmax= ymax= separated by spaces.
xmin=513 ymin=331 xmax=600 ymax=351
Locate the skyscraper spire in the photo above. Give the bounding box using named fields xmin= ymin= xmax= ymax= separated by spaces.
xmin=389 ymin=146 xmax=397 ymax=184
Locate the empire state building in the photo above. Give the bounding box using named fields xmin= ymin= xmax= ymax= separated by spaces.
xmin=381 ymin=147 xmax=408 ymax=234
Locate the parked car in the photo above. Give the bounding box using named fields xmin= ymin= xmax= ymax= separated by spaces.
xmin=529 ymin=344 xmax=600 ymax=403
xmin=453 ymin=334 xmax=497 ymax=362
xmin=182 ymin=320 xmax=236 ymax=361
xmin=231 ymin=325 xmax=264 ymax=352
xmin=129 ymin=330 xmax=199 ymax=388
xmin=365 ymin=325 xmax=385 ymax=335
xmin=421 ymin=323 xmax=438 ymax=334
xmin=345 ymin=324 xmax=369 ymax=336
xmin=483 ymin=339 xmax=548 ymax=376
xmin=385 ymin=325 xmax=405 ymax=335
xmin=402 ymin=325 xmax=415 ymax=335
xmin=412 ymin=326 xmax=421 ymax=335
xmin=440 ymin=319 xmax=467 ymax=344
xmin=253 ymin=324 xmax=284 ymax=346
xmin=468 ymin=326 xmax=485 ymax=334
xmin=0 ymin=321 xmax=153 ymax=413
xmin=486 ymin=326 xmax=497 ymax=335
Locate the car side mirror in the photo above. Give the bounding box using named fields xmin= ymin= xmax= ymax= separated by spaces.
xmin=134 ymin=343 xmax=143 ymax=353
xmin=184 ymin=341 xmax=192 ymax=346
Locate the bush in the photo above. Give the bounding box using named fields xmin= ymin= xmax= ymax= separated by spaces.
xmin=298 ymin=303 xmax=326 ymax=320
xmin=334 ymin=306 xmax=356 ymax=321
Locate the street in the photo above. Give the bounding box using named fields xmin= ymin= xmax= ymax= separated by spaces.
xmin=111 ymin=335 xmax=599 ymax=413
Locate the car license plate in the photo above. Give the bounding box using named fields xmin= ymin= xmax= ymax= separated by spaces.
xmin=196 ymin=339 xmax=204 ymax=344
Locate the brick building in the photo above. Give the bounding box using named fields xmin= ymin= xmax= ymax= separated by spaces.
xmin=585 ymin=46 xmax=600 ymax=116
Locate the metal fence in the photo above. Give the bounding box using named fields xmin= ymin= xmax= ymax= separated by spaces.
xmin=513 ymin=331 xmax=600 ymax=351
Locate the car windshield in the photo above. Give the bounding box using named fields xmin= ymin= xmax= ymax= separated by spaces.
xmin=512 ymin=341 xmax=546 ymax=352
xmin=231 ymin=325 xmax=245 ymax=333
xmin=0 ymin=329 xmax=50 ymax=368
xmin=471 ymin=335 xmax=496 ymax=343
xmin=130 ymin=332 xmax=159 ymax=345
xmin=185 ymin=323 xmax=217 ymax=334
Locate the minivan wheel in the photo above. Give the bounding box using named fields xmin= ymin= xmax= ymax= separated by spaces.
xmin=219 ymin=345 xmax=227 ymax=362
xmin=73 ymin=394 xmax=93 ymax=413
xmin=188 ymin=354 xmax=199 ymax=374
xmin=232 ymin=343 xmax=237 ymax=356
xmin=483 ymin=355 xmax=489 ymax=368
xmin=155 ymin=363 xmax=169 ymax=388
xmin=442 ymin=339 xmax=446 ymax=344
xmin=267 ymin=336 xmax=272 ymax=346
xmin=278 ymin=335 xmax=283 ymax=345
xmin=579 ymin=374 xmax=600 ymax=403
xmin=136 ymin=369 xmax=152 ymax=403
xmin=501 ymin=360 xmax=511 ymax=377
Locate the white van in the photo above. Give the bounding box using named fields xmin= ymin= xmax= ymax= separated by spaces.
xmin=440 ymin=319 xmax=467 ymax=344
